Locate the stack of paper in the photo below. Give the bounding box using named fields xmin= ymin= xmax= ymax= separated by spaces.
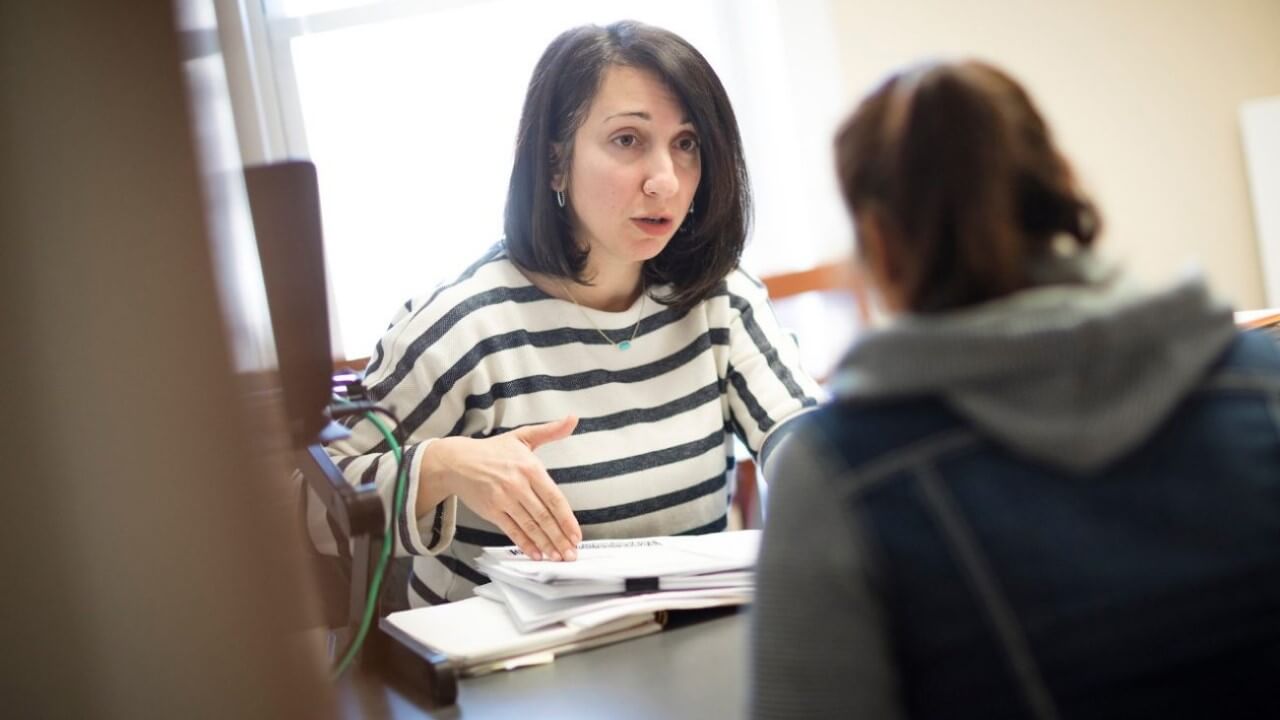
xmin=476 ymin=530 xmax=760 ymax=632
xmin=380 ymin=530 xmax=761 ymax=676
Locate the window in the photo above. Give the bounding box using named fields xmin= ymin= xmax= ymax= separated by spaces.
xmin=179 ymin=0 xmax=278 ymax=373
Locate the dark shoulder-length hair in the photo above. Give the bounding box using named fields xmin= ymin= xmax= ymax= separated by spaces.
xmin=503 ymin=20 xmax=751 ymax=312
xmin=835 ymin=59 xmax=1101 ymax=313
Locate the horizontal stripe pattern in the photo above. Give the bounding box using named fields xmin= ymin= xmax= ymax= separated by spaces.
xmin=312 ymin=251 xmax=824 ymax=606
xmin=366 ymin=242 xmax=507 ymax=376
xmin=679 ymin=513 xmax=729 ymax=535
xmin=369 ymin=285 xmax=550 ymax=399
xmin=573 ymin=473 xmax=728 ymax=524
xmin=473 ymin=381 xmax=722 ymax=438
xmin=431 ymin=552 xmax=490 ymax=587
xmin=369 ymin=316 xmax=725 ymax=454
xmin=458 ymin=331 xmax=730 ymax=413
xmin=548 ymin=428 xmax=725 ymax=484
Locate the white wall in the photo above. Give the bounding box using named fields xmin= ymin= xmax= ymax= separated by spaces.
xmin=1241 ymin=96 xmax=1280 ymax=307
xmin=827 ymin=0 xmax=1280 ymax=309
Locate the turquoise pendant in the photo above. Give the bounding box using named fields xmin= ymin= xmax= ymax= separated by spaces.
xmin=617 ymin=340 xmax=632 ymax=351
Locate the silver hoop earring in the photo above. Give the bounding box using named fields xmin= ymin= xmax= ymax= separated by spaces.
xmin=555 ymin=190 xmax=566 ymax=208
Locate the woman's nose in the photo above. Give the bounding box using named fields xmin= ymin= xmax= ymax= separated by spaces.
xmin=642 ymin=155 xmax=678 ymax=198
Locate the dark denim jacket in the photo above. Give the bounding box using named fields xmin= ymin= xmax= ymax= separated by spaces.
xmin=752 ymin=331 xmax=1280 ymax=720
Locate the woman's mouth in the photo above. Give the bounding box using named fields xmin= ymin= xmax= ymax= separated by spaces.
xmin=631 ymin=216 xmax=673 ymax=236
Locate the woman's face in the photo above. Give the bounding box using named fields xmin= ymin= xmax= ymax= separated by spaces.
xmin=557 ymin=64 xmax=702 ymax=281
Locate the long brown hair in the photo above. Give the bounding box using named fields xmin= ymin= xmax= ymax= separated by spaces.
xmin=504 ymin=21 xmax=751 ymax=312
xmin=835 ymin=60 xmax=1100 ymax=313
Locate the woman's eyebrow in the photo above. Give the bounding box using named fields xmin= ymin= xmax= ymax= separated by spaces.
xmin=603 ymin=110 xmax=651 ymax=122
xmin=602 ymin=110 xmax=696 ymax=126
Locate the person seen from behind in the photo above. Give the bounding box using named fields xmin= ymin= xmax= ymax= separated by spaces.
xmin=752 ymin=59 xmax=1280 ymax=719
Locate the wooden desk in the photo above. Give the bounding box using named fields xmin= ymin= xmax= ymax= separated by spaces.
xmin=339 ymin=608 xmax=748 ymax=719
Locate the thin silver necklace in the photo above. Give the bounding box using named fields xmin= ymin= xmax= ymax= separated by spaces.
xmin=558 ymin=280 xmax=646 ymax=351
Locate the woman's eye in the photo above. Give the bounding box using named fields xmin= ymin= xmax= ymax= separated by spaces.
xmin=676 ymin=136 xmax=700 ymax=153
xmin=613 ymin=134 xmax=639 ymax=149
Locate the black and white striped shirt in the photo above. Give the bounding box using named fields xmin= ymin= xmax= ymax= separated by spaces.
xmin=309 ymin=244 xmax=823 ymax=605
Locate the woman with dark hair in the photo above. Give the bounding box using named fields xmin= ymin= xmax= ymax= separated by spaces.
xmin=314 ymin=21 xmax=821 ymax=606
xmin=752 ymin=60 xmax=1280 ymax=718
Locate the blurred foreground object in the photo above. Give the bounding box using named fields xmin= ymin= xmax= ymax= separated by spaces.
xmin=0 ymin=2 xmax=332 ymax=717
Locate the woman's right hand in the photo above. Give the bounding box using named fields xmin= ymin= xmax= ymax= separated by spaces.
xmin=418 ymin=416 xmax=582 ymax=561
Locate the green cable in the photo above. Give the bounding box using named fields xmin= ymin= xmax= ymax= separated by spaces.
xmin=331 ymin=409 xmax=408 ymax=678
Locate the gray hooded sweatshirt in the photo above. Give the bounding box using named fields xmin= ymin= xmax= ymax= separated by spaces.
xmin=827 ymin=254 xmax=1238 ymax=472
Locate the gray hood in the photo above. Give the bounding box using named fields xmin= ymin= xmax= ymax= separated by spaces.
xmin=829 ymin=254 xmax=1238 ymax=473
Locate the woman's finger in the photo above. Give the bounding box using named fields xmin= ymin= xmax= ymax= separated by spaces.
xmin=507 ymin=503 xmax=561 ymax=562
xmin=494 ymin=512 xmax=541 ymax=561
xmin=517 ymin=481 xmax=576 ymax=561
xmin=528 ymin=468 xmax=582 ymax=550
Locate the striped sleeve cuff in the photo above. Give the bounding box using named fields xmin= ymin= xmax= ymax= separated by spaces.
xmin=395 ymin=439 xmax=457 ymax=556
